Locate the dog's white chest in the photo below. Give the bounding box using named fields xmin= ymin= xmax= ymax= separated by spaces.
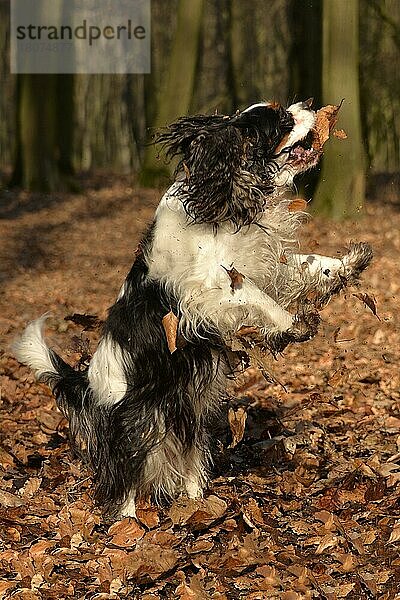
xmin=147 ymin=186 xmax=276 ymax=290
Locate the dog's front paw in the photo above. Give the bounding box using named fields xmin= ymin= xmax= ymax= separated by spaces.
xmin=342 ymin=242 xmax=373 ymax=282
xmin=318 ymin=242 xmax=373 ymax=307
xmin=266 ymin=307 xmax=320 ymax=354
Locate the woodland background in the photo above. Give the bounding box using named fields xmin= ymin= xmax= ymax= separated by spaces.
xmin=0 ymin=0 xmax=399 ymax=215
xmin=1 ymin=1 xmax=400 ymax=598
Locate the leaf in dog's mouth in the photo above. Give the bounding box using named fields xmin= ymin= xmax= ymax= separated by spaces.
xmin=311 ymin=104 xmax=346 ymax=150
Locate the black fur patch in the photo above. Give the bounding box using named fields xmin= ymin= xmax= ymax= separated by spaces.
xmin=156 ymin=105 xmax=295 ymax=229
xmin=47 ymin=226 xmax=229 ymax=514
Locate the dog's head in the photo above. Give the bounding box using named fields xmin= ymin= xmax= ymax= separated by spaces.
xmin=157 ymin=100 xmax=320 ymax=229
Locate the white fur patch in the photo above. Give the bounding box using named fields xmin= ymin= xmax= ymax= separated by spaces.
xmin=148 ymin=189 xmax=304 ymax=339
xmin=120 ymin=491 xmax=137 ymax=518
xmin=88 ymin=335 xmax=127 ymax=405
xmin=290 ymin=253 xmax=344 ymax=278
xmin=241 ymin=102 xmax=268 ymax=113
xmin=286 ymin=102 xmax=316 ymax=147
xmin=12 ymin=315 xmax=57 ymax=380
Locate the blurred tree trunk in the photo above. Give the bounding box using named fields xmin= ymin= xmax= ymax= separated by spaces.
xmin=288 ymin=0 xmax=322 ymax=198
xmin=230 ymin=0 xmax=291 ymax=107
xmin=313 ymin=0 xmax=365 ymax=219
xmin=57 ymin=75 xmax=74 ymax=176
xmin=139 ymin=0 xmax=204 ymax=186
xmin=11 ymin=74 xmax=75 ymax=192
xmin=12 ymin=75 xmax=58 ymax=191
xmin=288 ymin=0 xmax=322 ymax=108
xmin=360 ymin=0 xmax=400 ymax=173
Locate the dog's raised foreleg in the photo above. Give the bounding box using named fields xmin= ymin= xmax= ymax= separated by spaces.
xmin=286 ymin=242 xmax=373 ymax=305
xmin=182 ymin=268 xmax=319 ymax=354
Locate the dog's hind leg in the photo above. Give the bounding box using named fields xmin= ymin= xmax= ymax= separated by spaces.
xmin=183 ymin=445 xmax=208 ymax=499
xmin=120 ymin=489 xmax=137 ymax=518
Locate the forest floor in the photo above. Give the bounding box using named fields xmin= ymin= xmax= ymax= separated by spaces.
xmin=0 ymin=175 xmax=400 ymax=599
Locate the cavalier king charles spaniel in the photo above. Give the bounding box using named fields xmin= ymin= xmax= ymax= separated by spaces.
xmin=14 ymin=100 xmax=372 ymax=517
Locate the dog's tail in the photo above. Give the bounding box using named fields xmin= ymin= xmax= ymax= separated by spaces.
xmin=12 ymin=315 xmax=87 ymax=413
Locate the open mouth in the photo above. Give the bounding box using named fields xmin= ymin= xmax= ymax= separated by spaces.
xmin=287 ymin=132 xmax=322 ymax=170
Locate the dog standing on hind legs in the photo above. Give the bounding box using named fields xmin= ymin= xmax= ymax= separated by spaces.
xmin=14 ymin=100 xmax=372 ymax=518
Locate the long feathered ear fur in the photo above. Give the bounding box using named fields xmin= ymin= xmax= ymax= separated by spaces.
xmin=156 ymin=106 xmax=295 ymax=229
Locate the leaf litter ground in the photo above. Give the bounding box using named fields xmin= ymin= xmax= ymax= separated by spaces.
xmin=0 ymin=176 xmax=399 ymax=599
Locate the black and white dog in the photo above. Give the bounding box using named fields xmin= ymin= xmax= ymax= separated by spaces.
xmin=14 ymin=101 xmax=372 ymax=517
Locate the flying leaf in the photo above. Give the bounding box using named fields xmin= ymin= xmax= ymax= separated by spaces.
xmin=162 ymin=311 xmax=179 ymax=353
xmin=274 ymin=132 xmax=290 ymax=153
xmin=183 ymin=162 xmax=191 ymax=182
xmin=64 ymin=313 xmax=103 ymax=331
xmin=333 ymin=129 xmax=348 ymax=139
xmin=312 ymin=104 xmax=342 ymax=150
xmin=228 ymin=407 xmax=247 ymax=448
xmin=279 ymin=253 xmax=288 ymax=264
xmin=236 ymin=325 xmax=262 ymax=342
xmin=288 ymin=198 xmax=308 ymax=212
xmin=222 ymin=265 xmax=245 ymax=291
xmin=352 ymin=292 xmax=380 ymax=320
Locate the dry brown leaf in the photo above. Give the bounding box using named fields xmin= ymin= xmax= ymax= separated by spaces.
xmin=352 ymin=292 xmax=381 ymax=320
xmin=64 ymin=313 xmax=103 ymax=331
xmin=0 ymin=448 xmax=15 ymax=468
xmin=312 ymin=104 xmax=341 ymax=150
xmin=187 ymin=538 xmax=214 ymax=554
xmin=334 ymin=552 xmax=358 ymax=573
xmin=168 ymin=495 xmax=227 ymax=528
xmin=388 ymin=522 xmax=400 ymax=543
xmin=279 ymin=252 xmax=288 ymax=264
xmin=187 ymin=496 xmax=228 ymax=529
xmin=228 ymin=407 xmax=247 ymax=448
xmin=334 ymin=583 xmax=355 ymax=597
xmin=175 ymin=572 xmax=197 ymax=599
xmin=288 ymin=198 xmax=308 ymax=212
xmin=0 ymin=490 xmax=24 ymax=507
xmin=222 ymin=265 xmax=245 ymax=291
xmin=333 ymin=128 xmax=348 ymax=139
xmin=328 ymin=366 xmax=349 ymax=387
xmin=255 ymin=565 xmax=281 ymax=587
xmin=136 ymin=506 xmax=160 ymax=529
xmin=125 ymin=542 xmax=179 ymax=580
xmin=364 ymin=478 xmax=386 ymax=501
xmin=183 ymin=162 xmax=191 ymax=181
xmin=20 ymin=476 xmax=42 ymax=498
xmin=108 ymin=518 xmax=145 ymax=547
xmin=315 ymin=533 xmax=339 ymax=554
xmin=282 ymin=592 xmax=301 ymax=600
xmin=242 ymin=498 xmax=266 ymax=529
xmin=162 ymin=310 xmax=179 ymax=353
xmin=314 ymin=510 xmax=335 ymax=531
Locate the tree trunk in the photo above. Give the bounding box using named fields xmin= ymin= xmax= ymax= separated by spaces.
xmin=57 ymin=75 xmax=75 ymax=176
xmin=288 ymin=0 xmax=322 ymax=198
xmin=139 ymin=0 xmax=204 ymax=186
xmin=312 ymin=0 xmax=365 ymax=219
xmin=12 ymin=74 xmax=59 ymax=192
xmin=11 ymin=74 xmax=76 ymax=192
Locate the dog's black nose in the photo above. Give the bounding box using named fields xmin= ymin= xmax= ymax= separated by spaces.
xmin=301 ymin=98 xmax=314 ymax=110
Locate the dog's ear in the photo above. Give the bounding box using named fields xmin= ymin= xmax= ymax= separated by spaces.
xmin=157 ymin=115 xmax=271 ymax=228
xmin=232 ymin=104 xmax=295 ymax=156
